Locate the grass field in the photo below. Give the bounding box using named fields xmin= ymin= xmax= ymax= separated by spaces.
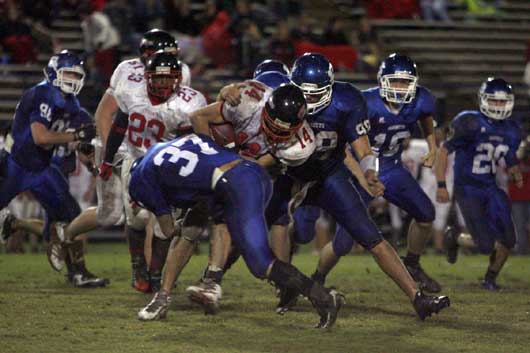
xmin=1 ymin=242 xmax=530 ymax=353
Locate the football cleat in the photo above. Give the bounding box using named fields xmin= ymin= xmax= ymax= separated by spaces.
xmin=138 ymin=291 xmax=171 ymax=321
xmin=413 ymin=291 xmax=450 ymax=320
xmin=480 ymin=278 xmax=501 ymax=291
xmin=444 ymin=227 xmax=459 ymax=264
xmin=68 ymin=269 xmax=110 ymax=288
xmin=186 ymin=278 xmax=222 ymax=315
xmin=310 ymin=288 xmax=345 ymax=329
xmin=404 ymin=261 xmax=441 ymax=293
xmin=276 ymin=285 xmax=299 ymax=315
xmin=131 ymin=256 xmax=151 ymax=293
xmin=0 ymin=209 xmax=15 ymax=245
xmin=47 ymin=242 xmax=65 ymax=271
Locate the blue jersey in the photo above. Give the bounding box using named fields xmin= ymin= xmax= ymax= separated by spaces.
xmin=363 ymin=85 xmax=435 ymax=167
xmin=445 ymin=110 xmax=521 ymax=188
xmin=52 ymin=108 xmax=93 ymax=174
xmin=129 ymin=134 xmax=240 ymax=214
xmin=9 ymin=81 xmax=82 ymax=171
xmin=288 ymin=81 xmax=369 ymax=181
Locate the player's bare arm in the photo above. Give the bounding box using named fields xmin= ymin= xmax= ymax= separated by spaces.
xmin=419 ymin=116 xmax=437 ymax=168
xmin=508 ymin=164 xmax=523 ymax=189
xmin=351 ymin=135 xmax=385 ymax=197
xmin=434 ymin=143 xmax=450 ymax=203
xmin=99 ymin=110 xmax=128 ymax=180
xmin=31 ymin=121 xmax=95 ymax=147
xmin=189 ymin=102 xmax=225 ymax=136
xmin=343 ymin=147 xmax=373 ymax=196
xmin=95 ymin=92 xmax=119 ymax=146
xmin=217 ymin=83 xmax=244 ymax=106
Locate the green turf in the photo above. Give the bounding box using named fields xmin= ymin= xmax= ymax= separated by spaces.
xmin=1 ymin=243 xmax=530 ymax=353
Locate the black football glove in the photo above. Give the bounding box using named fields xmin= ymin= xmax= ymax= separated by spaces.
xmin=73 ymin=124 xmax=96 ymax=142
xmin=77 ymin=142 xmax=95 ymax=156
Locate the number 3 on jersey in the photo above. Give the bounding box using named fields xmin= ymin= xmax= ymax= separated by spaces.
xmin=128 ymin=113 xmax=166 ymax=148
xmin=153 ymin=135 xmax=218 ymax=176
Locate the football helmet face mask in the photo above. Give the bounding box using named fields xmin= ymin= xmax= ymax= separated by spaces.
xmin=479 ymin=78 xmax=514 ymax=120
xmin=144 ymin=52 xmax=182 ymax=101
xmin=261 ymin=84 xmax=307 ymax=145
xmin=378 ymin=53 xmax=418 ymax=105
xmin=44 ymin=50 xmax=85 ymax=95
xmin=290 ymin=53 xmax=334 ymax=115
xmin=139 ymin=29 xmax=179 ymax=64
xmin=253 ymin=59 xmax=290 ymax=78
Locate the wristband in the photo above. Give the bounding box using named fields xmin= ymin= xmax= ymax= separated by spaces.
xmin=437 ymin=181 xmax=446 ymax=188
xmin=360 ymin=154 xmax=377 ymax=173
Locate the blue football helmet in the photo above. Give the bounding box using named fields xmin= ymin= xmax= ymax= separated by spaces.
xmin=253 ymin=59 xmax=290 ymax=78
xmin=479 ymin=77 xmax=514 ymax=120
xmin=378 ymin=53 xmax=418 ymax=104
xmin=254 ymin=72 xmax=290 ymax=88
xmin=290 ymin=53 xmax=334 ymax=115
xmin=44 ymin=50 xmax=85 ymax=95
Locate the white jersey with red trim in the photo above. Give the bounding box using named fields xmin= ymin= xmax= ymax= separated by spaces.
xmin=221 ymin=80 xmax=315 ymax=166
xmin=106 ymin=58 xmax=191 ymax=98
xmin=114 ymin=84 xmax=206 ymax=159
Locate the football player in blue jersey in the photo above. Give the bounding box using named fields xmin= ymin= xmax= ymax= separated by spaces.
xmin=319 ymin=54 xmax=442 ymax=293
xmin=281 ymin=52 xmax=450 ymax=319
xmin=253 ymin=59 xmax=290 ymax=78
xmin=0 ymin=50 xmax=108 ymax=287
xmin=435 ymin=78 xmax=522 ymax=291
xmin=132 ymin=134 xmax=343 ymax=328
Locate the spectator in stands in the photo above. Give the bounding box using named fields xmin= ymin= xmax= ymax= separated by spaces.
xmin=356 ymin=16 xmax=381 ymax=73
xmin=132 ymin=0 xmax=163 ymax=33
xmin=464 ymin=0 xmax=500 ymax=16
xmin=201 ymin=6 xmax=234 ymax=68
xmin=364 ymin=0 xmax=420 ymax=19
xmin=290 ymin=12 xmax=318 ymax=43
xmin=322 ymin=17 xmax=350 ymax=46
xmin=103 ymin=0 xmax=136 ymax=50
xmin=0 ymin=5 xmax=37 ymax=64
xmin=421 ymin=0 xmax=451 ymax=21
xmin=240 ymin=20 xmax=267 ymax=75
xmin=524 ymin=43 xmax=530 ymax=106
xmin=509 ymin=137 xmax=530 ymax=254
xmin=269 ymin=20 xmax=295 ymax=66
xmin=79 ymin=2 xmax=120 ymax=88
xmin=164 ymin=0 xmax=201 ymax=36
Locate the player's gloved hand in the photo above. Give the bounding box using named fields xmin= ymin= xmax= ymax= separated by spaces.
xmin=436 ymin=187 xmax=450 ymax=203
xmin=73 ymin=124 xmax=96 ymax=142
xmin=99 ymin=161 xmax=113 ymax=181
xmin=77 ymin=142 xmax=95 ymax=156
xmin=422 ymin=149 xmax=437 ymax=168
xmin=365 ymin=169 xmax=384 ymax=197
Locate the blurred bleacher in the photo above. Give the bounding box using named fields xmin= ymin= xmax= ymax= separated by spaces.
xmin=0 ymin=0 xmax=528 ymax=124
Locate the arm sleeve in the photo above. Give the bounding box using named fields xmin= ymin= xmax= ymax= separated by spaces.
xmin=443 ymin=114 xmax=478 ymax=153
xmin=103 ymin=109 xmax=128 ymax=163
xmin=419 ymin=87 xmax=436 ymax=119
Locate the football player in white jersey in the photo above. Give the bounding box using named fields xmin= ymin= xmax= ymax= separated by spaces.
xmin=48 ymin=30 xmax=193 ymax=292
xmin=99 ymin=51 xmax=206 ymax=292
xmin=137 ymin=83 xmax=323 ymax=321
xmin=181 ymin=81 xmax=316 ymax=314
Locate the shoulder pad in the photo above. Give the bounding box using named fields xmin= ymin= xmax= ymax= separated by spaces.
xmin=333 ymin=81 xmax=365 ymax=111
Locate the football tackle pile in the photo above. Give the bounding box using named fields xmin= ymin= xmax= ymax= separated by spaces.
xmin=0 ymin=27 xmax=524 ymax=339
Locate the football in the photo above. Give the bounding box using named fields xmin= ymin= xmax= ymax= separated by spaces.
xmin=209 ymin=122 xmax=237 ymax=149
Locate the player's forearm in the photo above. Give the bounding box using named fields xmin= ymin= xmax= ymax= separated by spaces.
xmin=103 ymin=110 xmax=128 ymax=163
xmin=343 ymin=147 xmax=372 ymax=194
xmin=351 ymin=135 xmax=377 ymax=172
xmin=31 ymin=123 xmax=74 ymax=146
xmin=425 ymin=133 xmax=437 ymax=153
xmin=435 ymin=144 xmax=449 ymax=182
xmin=190 ymin=103 xmax=224 ymax=136
xmin=95 ymin=93 xmax=118 ymax=146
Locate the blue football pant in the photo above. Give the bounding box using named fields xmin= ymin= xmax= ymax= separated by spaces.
xmin=455 ymin=184 xmax=516 ymax=253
